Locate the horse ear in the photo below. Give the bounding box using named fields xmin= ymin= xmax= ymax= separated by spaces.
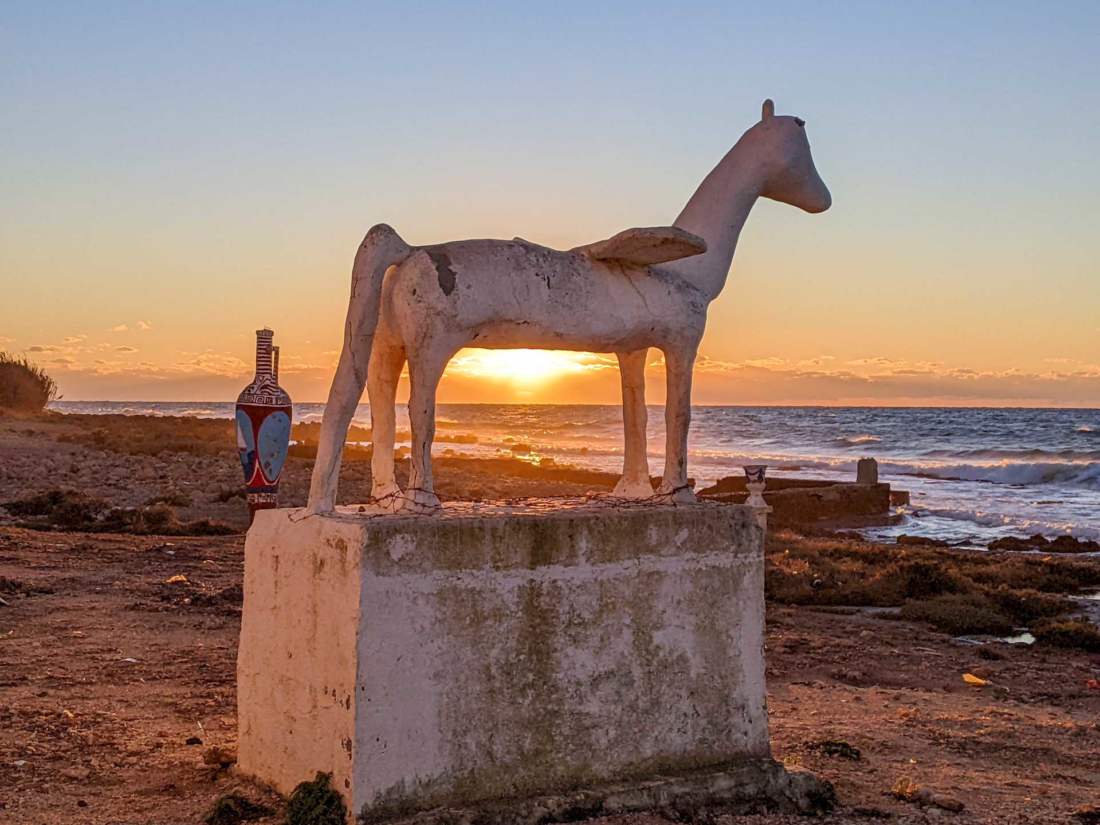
xmin=762 ymin=99 xmax=775 ymax=122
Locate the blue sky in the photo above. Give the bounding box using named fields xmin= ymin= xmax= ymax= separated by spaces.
xmin=2 ymin=2 xmax=1098 ymax=403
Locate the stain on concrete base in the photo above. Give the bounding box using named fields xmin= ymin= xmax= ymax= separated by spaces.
xmin=362 ymin=760 xmax=835 ymax=825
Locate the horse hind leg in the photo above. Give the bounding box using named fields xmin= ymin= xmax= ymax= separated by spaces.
xmin=657 ymin=344 xmax=698 ymax=503
xmin=367 ymin=328 xmax=405 ymax=507
xmin=400 ymin=346 xmax=454 ymax=513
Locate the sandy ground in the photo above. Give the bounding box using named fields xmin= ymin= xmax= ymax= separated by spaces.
xmin=1 ymin=413 xmax=1099 ymax=824
xmin=2 ymin=528 xmax=1099 ymax=824
xmin=0 ymin=414 xmax=614 ymax=532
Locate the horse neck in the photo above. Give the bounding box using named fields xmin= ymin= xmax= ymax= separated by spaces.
xmin=668 ymin=134 xmax=765 ymax=301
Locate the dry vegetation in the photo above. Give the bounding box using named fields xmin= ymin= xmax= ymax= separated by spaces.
xmin=766 ymin=531 xmax=1100 ymax=644
xmin=4 ymin=488 xmax=234 ymax=536
xmin=0 ymin=353 xmax=57 ymax=412
xmin=55 ymin=413 xmax=236 ymax=456
xmin=1032 ymin=618 xmax=1100 ymax=652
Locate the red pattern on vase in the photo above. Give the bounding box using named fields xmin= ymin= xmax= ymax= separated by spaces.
xmin=236 ymin=329 xmax=292 ymax=523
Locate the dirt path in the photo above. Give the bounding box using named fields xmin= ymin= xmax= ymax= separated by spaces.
xmin=2 ymin=527 xmax=1098 ymax=824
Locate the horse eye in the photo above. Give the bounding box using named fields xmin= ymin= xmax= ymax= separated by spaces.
xmin=794 ymin=117 xmax=805 ymax=127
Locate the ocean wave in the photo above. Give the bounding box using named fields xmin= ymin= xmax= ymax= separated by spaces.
xmin=1077 ymin=425 xmax=1097 ymax=434
xmin=831 ymin=434 xmax=882 ymax=448
xmin=920 ymin=447 xmax=1100 ymax=462
xmin=884 ymin=460 xmax=1100 ymax=490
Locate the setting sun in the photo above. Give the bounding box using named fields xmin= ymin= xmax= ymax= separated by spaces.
xmin=445 ymin=349 xmax=613 ymax=388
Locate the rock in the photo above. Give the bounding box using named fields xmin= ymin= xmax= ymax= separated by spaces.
xmin=202 ymin=745 xmax=237 ymax=769
xmin=807 ymin=738 xmax=861 ymax=760
xmin=857 ymin=458 xmax=879 ymax=484
xmin=1074 ymin=804 xmax=1100 ymax=824
xmin=928 ymin=793 xmax=965 ymax=812
xmin=988 ymin=534 xmax=1049 ymax=552
xmin=893 ymin=778 xmax=965 ymax=813
xmin=696 ymin=478 xmax=892 ymax=525
xmin=889 ymin=489 xmax=911 ymax=506
xmin=185 ymin=736 xmax=203 ymax=746
xmin=1051 ymin=535 xmax=1100 ymax=553
xmin=205 ymin=792 xmax=273 ymax=825
xmin=779 ymin=767 xmax=837 ymax=816
xmin=190 ymin=584 xmax=243 ymax=608
xmin=896 ymin=534 xmax=949 ymax=547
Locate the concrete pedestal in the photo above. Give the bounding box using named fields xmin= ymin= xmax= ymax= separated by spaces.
xmin=237 ymin=499 xmax=822 ymax=822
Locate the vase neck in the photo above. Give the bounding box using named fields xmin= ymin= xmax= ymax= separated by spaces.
xmin=254 ymin=329 xmax=274 ymax=379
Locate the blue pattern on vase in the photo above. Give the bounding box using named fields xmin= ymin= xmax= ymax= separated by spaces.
xmin=258 ymin=411 xmax=292 ymax=481
xmin=236 ymin=409 xmax=257 ymax=481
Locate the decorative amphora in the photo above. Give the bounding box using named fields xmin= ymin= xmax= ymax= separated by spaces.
xmin=236 ymin=329 xmax=292 ymax=522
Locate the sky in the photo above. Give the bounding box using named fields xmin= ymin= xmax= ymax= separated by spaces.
xmin=1 ymin=1 xmax=1098 ymax=406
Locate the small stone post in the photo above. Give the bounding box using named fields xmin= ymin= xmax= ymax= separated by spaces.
xmin=857 ymin=457 xmax=878 ymax=485
xmin=743 ymin=465 xmax=771 ymax=531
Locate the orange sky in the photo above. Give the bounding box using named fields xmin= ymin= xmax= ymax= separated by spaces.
xmin=2 ymin=5 xmax=1099 ymax=407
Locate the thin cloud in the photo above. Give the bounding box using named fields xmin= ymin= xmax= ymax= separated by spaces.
xmin=110 ymin=324 xmax=129 ymax=332
xmin=115 ymin=345 xmax=138 ymax=353
xmin=137 ymin=320 xmax=153 ymax=330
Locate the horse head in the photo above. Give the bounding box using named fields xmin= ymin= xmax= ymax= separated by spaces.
xmin=754 ymin=99 xmax=831 ymax=214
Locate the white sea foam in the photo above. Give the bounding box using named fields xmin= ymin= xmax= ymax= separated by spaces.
xmin=831 ymin=434 xmax=882 ymax=447
xmin=911 ymin=506 xmax=1100 ymax=542
xmin=884 ymin=460 xmax=1100 ymax=490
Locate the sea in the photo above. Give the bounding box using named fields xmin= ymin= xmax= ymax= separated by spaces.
xmin=51 ymin=402 xmax=1099 ymax=547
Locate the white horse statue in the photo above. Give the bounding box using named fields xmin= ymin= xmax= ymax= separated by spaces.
xmin=306 ymin=99 xmax=830 ymax=514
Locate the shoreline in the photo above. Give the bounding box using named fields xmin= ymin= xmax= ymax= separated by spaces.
xmin=36 ymin=404 xmax=1100 ymax=544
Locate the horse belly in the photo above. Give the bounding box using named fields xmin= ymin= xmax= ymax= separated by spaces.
xmin=390 ymin=242 xmax=683 ymax=352
xmin=464 ymin=277 xmax=663 ymax=352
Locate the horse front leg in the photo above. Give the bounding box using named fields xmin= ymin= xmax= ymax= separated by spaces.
xmin=305 ymin=301 xmax=375 ymax=514
xmin=657 ymin=345 xmax=698 ymax=503
xmin=400 ymin=348 xmax=451 ymax=513
xmin=612 ymin=348 xmax=654 ymax=498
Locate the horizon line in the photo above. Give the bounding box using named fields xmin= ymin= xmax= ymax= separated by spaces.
xmin=48 ymin=400 xmax=1100 ymax=412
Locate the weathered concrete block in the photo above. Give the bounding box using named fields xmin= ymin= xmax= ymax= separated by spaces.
xmin=237 ymin=500 xmax=770 ymax=821
xmin=699 ymin=482 xmax=892 ymax=526
xmin=856 ymin=457 xmax=879 ymax=485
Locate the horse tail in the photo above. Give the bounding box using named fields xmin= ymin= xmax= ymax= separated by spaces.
xmin=307 ymin=224 xmax=412 ymax=514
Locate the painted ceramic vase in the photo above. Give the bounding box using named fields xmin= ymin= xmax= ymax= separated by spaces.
xmin=236 ymin=329 xmax=292 ymax=522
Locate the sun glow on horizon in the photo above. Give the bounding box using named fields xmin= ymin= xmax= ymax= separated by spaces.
xmin=445 ymin=349 xmax=613 ymax=389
